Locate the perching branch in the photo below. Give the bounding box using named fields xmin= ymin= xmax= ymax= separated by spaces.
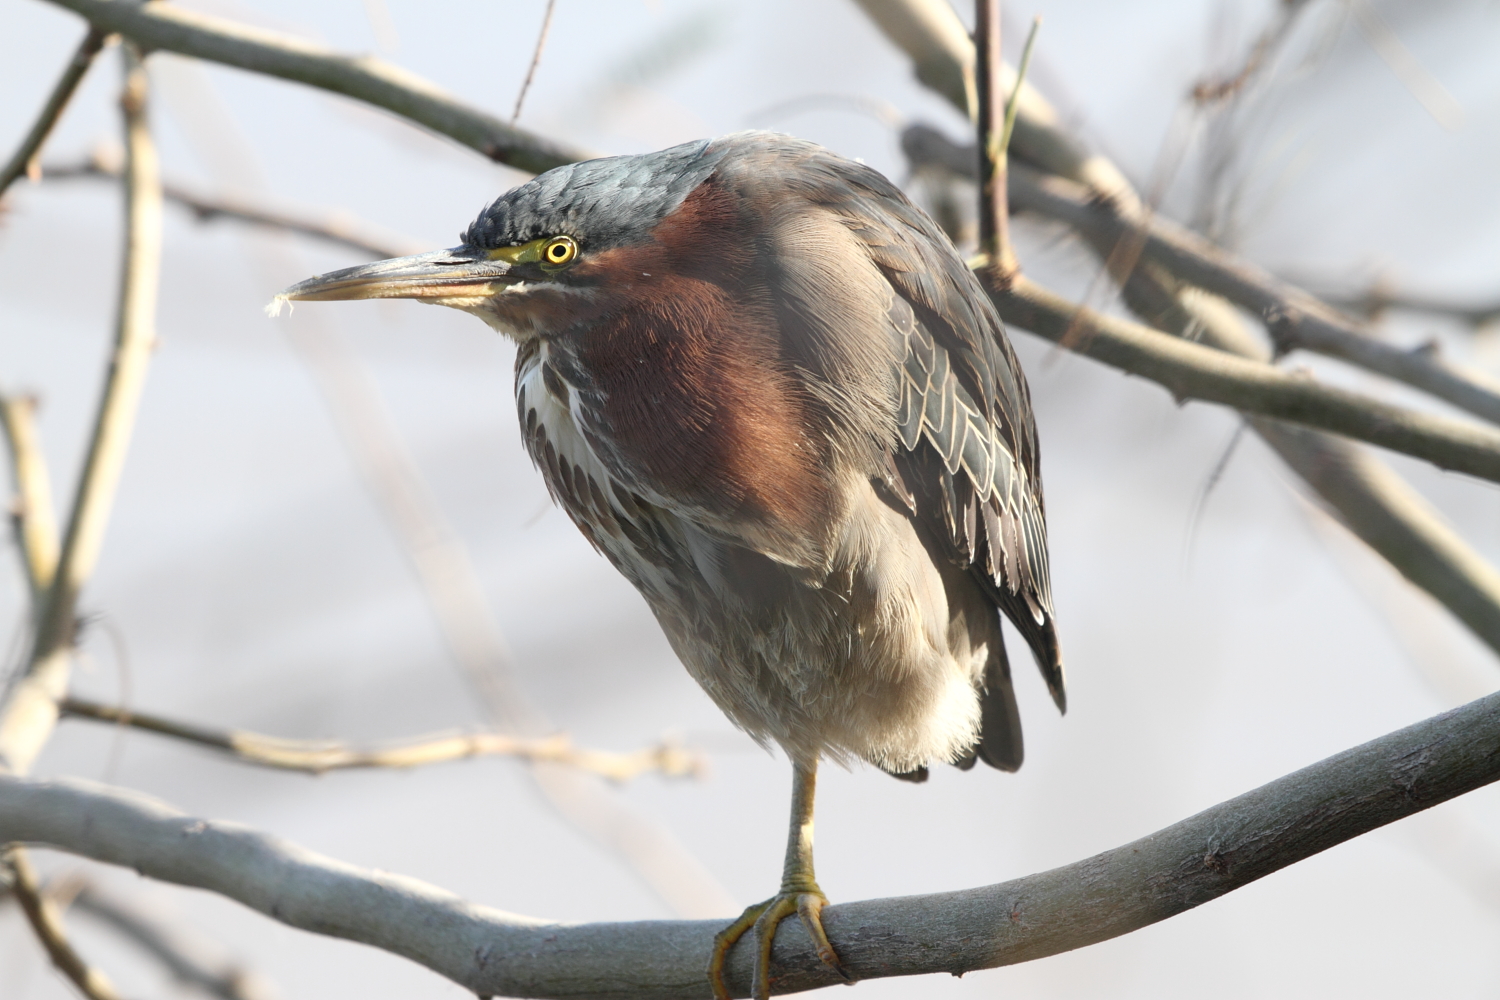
xmin=2 ymin=848 xmax=122 ymax=1000
xmin=40 ymin=0 xmax=591 ymax=175
xmin=0 ymin=27 xmax=109 ymax=198
xmin=4 ymin=685 xmax=1499 ymax=998
xmin=0 ymin=45 xmax=162 ymax=779
xmin=41 ymin=153 xmax=424 ymax=260
xmin=990 ymin=275 xmax=1500 ymax=486
xmin=59 ymin=697 xmax=703 ymax=782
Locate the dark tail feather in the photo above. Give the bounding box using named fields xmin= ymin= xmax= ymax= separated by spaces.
xmin=977 ymin=633 xmax=1024 ymax=772
xmin=881 ymin=764 xmax=930 ymax=783
xmin=1023 ymin=617 xmax=1066 ymax=715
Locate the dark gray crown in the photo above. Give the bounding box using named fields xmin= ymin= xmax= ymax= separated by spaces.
xmin=461 ymin=138 xmax=727 ymax=252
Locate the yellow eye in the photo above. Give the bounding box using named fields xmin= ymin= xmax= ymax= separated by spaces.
xmin=541 ymin=236 xmax=578 ymax=268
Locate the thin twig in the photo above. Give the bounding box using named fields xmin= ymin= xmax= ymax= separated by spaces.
xmin=5 ymin=683 xmax=1500 ymax=997
xmin=0 ymin=396 xmax=62 ymax=601
xmin=0 ymin=45 xmax=162 ymax=779
xmin=2 ymin=848 xmax=122 ymax=1000
xmin=58 ymin=697 xmax=702 ymax=781
xmin=0 ymin=27 xmax=109 ymax=198
xmin=1350 ymin=0 xmax=1464 ymax=131
xmin=46 ymin=882 xmax=275 ymax=1000
xmin=43 ymin=0 xmax=591 ymax=174
xmin=511 ymin=0 xmax=557 ymax=124
xmin=977 ymin=9 xmax=1039 ymax=287
xmin=974 ymin=0 xmax=1005 ymax=270
xmin=1315 ymin=282 xmax=1500 ymax=328
xmin=1189 ymin=0 xmax=1312 ymax=104
xmin=40 ymin=153 xmax=424 ymax=260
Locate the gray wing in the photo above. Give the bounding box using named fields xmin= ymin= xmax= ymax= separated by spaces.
xmin=788 ymin=146 xmax=1066 ymax=714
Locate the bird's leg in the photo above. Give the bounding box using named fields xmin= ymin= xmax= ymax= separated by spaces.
xmin=708 ymin=758 xmax=847 ymax=999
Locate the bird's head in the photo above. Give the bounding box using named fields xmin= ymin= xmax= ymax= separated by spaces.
xmin=274 ymin=137 xmax=735 ymax=339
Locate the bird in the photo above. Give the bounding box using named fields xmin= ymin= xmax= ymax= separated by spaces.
xmin=278 ymin=131 xmax=1063 ymax=1000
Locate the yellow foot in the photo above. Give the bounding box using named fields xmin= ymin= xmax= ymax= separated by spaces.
xmin=708 ymin=890 xmax=847 ymax=999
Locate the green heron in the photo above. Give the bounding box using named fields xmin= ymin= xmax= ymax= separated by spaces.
xmin=279 ymin=131 xmax=1063 ymax=999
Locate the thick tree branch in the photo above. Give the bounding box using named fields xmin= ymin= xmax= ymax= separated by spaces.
xmin=1117 ymin=267 xmax=1500 ymax=657
xmin=1010 ymin=168 xmax=1500 ymax=426
xmin=883 ymin=18 xmax=1500 ymax=663
xmin=860 ymin=0 xmax=1500 ymax=425
xmin=59 ymin=697 xmax=702 ymax=782
xmin=0 ymin=46 xmax=161 ymax=779
xmin=0 ymin=27 xmax=109 ymax=197
xmin=990 ymin=276 xmax=1500 ymax=486
xmin=2 ymin=847 xmax=122 ymax=1000
xmin=40 ymin=0 xmax=591 ymax=174
xmin=2 ymin=687 xmax=1498 ymax=998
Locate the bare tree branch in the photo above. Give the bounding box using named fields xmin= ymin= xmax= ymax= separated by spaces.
xmin=1010 ymin=167 xmax=1500 ymax=427
xmin=974 ymin=0 xmax=1008 ymax=277
xmin=1188 ymin=0 xmax=1313 ymax=104
xmin=1116 ymin=267 xmax=1500 ymax=658
xmin=58 ymin=697 xmax=703 ymax=782
xmin=40 ymin=0 xmax=591 ymax=175
xmin=53 ymin=882 xmax=276 ymax=1000
xmin=41 ymin=153 xmax=424 ymax=260
xmin=2 ymin=848 xmax=122 ymax=1000
xmin=860 ymin=0 xmax=1500 ymax=427
xmin=878 ymin=4 xmax=1500 ymax=665
xmin=1314 ymin=282 xmax=1500 ymax=328
xmin=511 ymin=0 xmax=558 ymax=124
xmin=0 ymin=27 xmax=109 ymax=198
xmin=3 ymin=685 xmax=1499 ymax=998
xmin=851 ymin=0 xmax=1139 ymax=204
xmin=0 ymin=395 xmax=61 ymax=602
xmin=0 ymin=45 xmax=162 ymax=779
xmin=991 ymin=275 xmax=1500 ymax=485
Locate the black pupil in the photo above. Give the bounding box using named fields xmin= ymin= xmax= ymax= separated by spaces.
xmin=550 ymin=244 xmax=566 ymax=259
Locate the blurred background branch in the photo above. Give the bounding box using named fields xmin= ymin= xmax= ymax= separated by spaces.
xmin=0 ymin=25 xmax=108 ymax=197
xmin=41 ymin=150 xmax=426 ymax=260
xmin=41 ymin=0 xmax=591 ymax=173
xmin=0 ymin=43 xmax=161 ymax=779
xmin=1 ymin=848 xmax=122 ymax=1000
xmin=60 ymin=696 xmax=703 ymax=781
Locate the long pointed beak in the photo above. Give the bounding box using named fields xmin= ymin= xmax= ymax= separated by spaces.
xmin=274 ymin=246 xmax=515 ymax=310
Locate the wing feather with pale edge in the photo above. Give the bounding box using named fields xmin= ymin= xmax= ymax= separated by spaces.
xmin=799 ymin=153 xmax=1065 ymax=711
